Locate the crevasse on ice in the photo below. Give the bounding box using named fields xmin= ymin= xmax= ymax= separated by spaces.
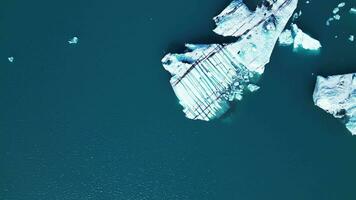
xmin=313 ymin=73 xmax=356 ymax=135
xmin=162 ymin=0 xmax=298 ymax=121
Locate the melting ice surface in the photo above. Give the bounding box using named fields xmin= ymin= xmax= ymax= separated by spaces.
xmin=162 ymin=0 xmax=298 ymax=121
xmin=313 ymin=73 xmax=356 ymax=135
xmin=279 ymin=23 xmax=321 ymax=51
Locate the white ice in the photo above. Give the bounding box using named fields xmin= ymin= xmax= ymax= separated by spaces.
xmin=68 ymin=36 xmax=79 ymax=44
xmin=313 ymin=73 xmax=356 ymax=135
xmin=279 ymin=23 xmax=321 ymax=51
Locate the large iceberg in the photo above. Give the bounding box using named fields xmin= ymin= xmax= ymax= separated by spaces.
xmin=279 ymin=23 xmax=321 ymax=51
xmin=162 ymin=0 xmax=298 ymax=121
xmin=313 ymin=73 xmax=356 ymax=135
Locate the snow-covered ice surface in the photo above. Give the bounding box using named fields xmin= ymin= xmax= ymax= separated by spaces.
xmin=313 ymin=73 xmax=356 ymax=135
xmin=279 ymin=23 xmax=321 ymax=52
xmin=162 ymin=0 xmax=298 ymax=121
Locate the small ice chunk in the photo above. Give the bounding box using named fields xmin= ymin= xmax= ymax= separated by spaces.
xmin=326 ymin=17 xmax=334 ymax=26
xmin=68 ymin=36 xmax=79 ymax=44
xmin=333 ymin=14 xmax=341 ymax=20
xmin=337 ymin=2 xmax=346 ymax=8
xmin=8 ymin=57 xmax=14 ymax=63
xmin=306 ymin=1 xmax=310 ymax=4
xmin=350 ymin=8 xmax=356 ymax=14
xmin=247 ymin=84 xmax=260 ymax=92
xmin=333 ymin=7 xmax=339 ymax=14
xmin=292 ymin=11 xmax=302 ymax=21
xmin=349 ymin=35 xmax=354 ymax=42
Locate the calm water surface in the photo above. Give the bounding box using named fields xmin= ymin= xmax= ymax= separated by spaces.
xmin=0 ymin=0 xmax=356 ymax=199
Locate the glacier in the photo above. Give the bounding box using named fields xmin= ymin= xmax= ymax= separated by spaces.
xmin=278 ymin=23 xmax=321 ymax=51
xmin=162 ymin=0 xmax=298 ymax=121
xmin=313 ymin=73 xmax=356 ymax=135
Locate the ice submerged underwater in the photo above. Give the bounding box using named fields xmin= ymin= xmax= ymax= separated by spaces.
xmin=161 ymin=0 xmax=355 ymax=135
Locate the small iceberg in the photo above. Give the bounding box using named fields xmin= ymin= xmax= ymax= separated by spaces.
xmin=68 ymin=36 xmax=79 ymax=44
xmin=8 ymin=57 xmax=14 ymax=63
xmin=279 ymin=23 xmax=321 ymax=52
xmin=162 ymin=0 xmax=298 ymax=121
xmin=313 ymin=73 xmax=356 ymax=135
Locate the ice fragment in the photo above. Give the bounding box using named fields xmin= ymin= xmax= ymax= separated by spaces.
xmin=313 ymin=73 xmax=356 ymax=135
xmin=68 ymin=36 xmax=79 ymax=44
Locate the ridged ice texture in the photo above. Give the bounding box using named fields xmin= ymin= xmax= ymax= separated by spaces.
xmin=313 ymin=74 xmax=356 ymax=135
xmin=162 ymin=0 xmax=298 ymax=121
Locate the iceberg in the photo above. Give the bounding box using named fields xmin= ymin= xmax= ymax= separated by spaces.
xmin=162 ymin=0 xmax=298 ymax=121
xmin=279 ymin=23 xmax=321 ymax=51
xmin=68 ymin=36 xmax=79 ymax=44
xmin=350 ymin=8 xmax=356 ymax=15
xmin=313 ymin=73 xmax=356 ymax=135
xmin=8 ymin=57 xmax=14 ymax=63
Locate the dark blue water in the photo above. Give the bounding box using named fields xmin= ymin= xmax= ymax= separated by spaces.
xmin=0 ymin=0 xmax=356 ymax=199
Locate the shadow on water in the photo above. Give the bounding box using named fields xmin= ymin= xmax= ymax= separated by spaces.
xmin=166 ymin=33 xmax=239 ymax=54
xmin=243 ymin=0 xmax=260 ymax=11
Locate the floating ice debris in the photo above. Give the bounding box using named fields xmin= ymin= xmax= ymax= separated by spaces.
xmin=313 ymin=73 xmax=356 ymax=135
xmin=306 ymin=1 xmax=310 ymax=4
xmin=326 ymin=17 xmax=334 ymax=26
xmin=350 ymin=8 xmax=356 ymax=14
xmin=279 ymin=23 xmax=321 ymax=52
xmin=337 ymin=2 xmax=346 ymax=8
xmin=247 ymin=84 xmax=260 ymax=92
xmin=292 ymin=10 xmax=302 ymax=21
xmin=333 ymin=7 xmax=340 ymax=14
xmin=68 ymin=36 xmax=79 ymax=44
xmin=326 ymin=2 xmax=347 ymax=26
xmin=7 ymin=57 xmax=14 ymax=63
xmin=162 ymin=0 xmax=298 ymax=121
xmin=349 ymin=35 xmax=354 ymax=42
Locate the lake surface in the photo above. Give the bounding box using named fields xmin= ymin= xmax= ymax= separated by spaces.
xmin=0 ymin=0 xmax=356 ymax=199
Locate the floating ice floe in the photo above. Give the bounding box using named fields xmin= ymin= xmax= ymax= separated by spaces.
xmin=247 ymin=84 xmax=260 ymax=92
xmin=278 ymin=23 xmax=321 ymax=52
xmin=349 ymin=35 xmax=355 ymax=42
xmin=313 ymin=73 xmax=356 ymax=135
xmin=162 ymin=0 xmax=297 ymax=121
xmin=8 ymin=57 xmax=14 ymax=63
xmin=350 ymin=8 xmax=356 ymax=14
xmin=326 ymin=2 xmax=347 ymax=26
xmin=68 ymin=36 xmax=79 ymax=44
